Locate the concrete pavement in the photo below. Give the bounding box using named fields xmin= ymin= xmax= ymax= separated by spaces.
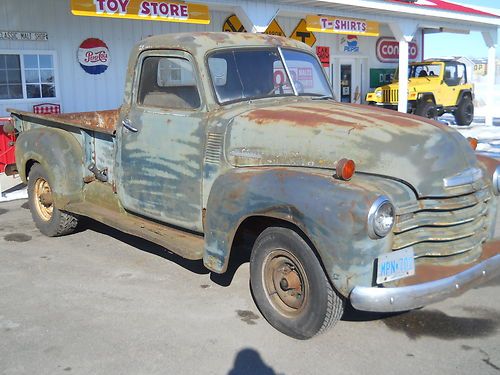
xmin=0 ymin=199 xmax=499 ymax=375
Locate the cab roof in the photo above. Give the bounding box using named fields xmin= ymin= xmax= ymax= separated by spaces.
xmin=134 ymin=32 xmax=311 ymax=58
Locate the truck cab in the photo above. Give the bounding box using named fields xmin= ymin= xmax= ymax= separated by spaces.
xmin=7 ymin=33 xmax=500 ymax=340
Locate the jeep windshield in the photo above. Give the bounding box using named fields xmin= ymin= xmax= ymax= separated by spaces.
xmin=207 ymin=48 xmax=333 ymax=104
xmin=393 ymin=64 xmax=442 ymax=81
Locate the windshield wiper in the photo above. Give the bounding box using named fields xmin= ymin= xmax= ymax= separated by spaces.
xmin=312 ymin=95 xmax=335 ymax=101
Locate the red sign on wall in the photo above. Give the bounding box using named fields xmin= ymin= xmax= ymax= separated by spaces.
xmin=316 ymin=46 xmax=330 ymax=67
xmin=376 ymin=37 xmax=419 ymax=63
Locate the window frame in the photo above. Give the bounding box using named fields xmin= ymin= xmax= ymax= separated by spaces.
xmin=0 ymin=49 xmax=60 ymax=103
xmin=205 ymin=46 xmax=334 ymax=106
xmin=133 ymin=50 xmax=204 ymax=113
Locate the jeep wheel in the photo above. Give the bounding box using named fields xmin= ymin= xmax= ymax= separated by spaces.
xmin=250 ymin=227 xmax=344 ymax=339
xmin=415 ymin=101 xmax=437 ymax=120
xmin=454 ymin=96 xmax=474 ymax=126
xmin=28 ymin=163 xmax=79 ymax=237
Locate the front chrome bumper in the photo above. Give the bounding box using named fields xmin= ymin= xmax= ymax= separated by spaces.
xmin=350 ymin=252 xmax=500 ymax=313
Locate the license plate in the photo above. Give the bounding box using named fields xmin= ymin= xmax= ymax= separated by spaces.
xmin=377 ymin=248 xmax=415 ymax=284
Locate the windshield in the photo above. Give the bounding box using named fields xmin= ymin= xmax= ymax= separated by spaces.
xmin=408 ymin=64 xmax=441 ymax=78
xmin=393 ymin=64 xmax=442 ymax=82
xmin=208 ymin=48 xmax=332 ymax=104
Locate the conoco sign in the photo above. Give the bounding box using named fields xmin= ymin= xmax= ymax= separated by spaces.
xmin=376 ymin=37 xmax=418 ymax=63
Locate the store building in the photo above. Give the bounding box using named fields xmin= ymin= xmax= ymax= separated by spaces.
xmin=1 ymin=0 xmax=499 ymax=123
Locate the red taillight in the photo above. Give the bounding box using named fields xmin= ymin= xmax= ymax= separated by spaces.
xmin=335 ymin=158 xmax=356 ymax=181
xmin=467 ymin=137 xmax=478 ymax=151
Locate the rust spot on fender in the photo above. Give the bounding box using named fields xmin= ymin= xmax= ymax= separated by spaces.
xmin=244 ymin=109 xmax=365 ymax=129
xmin=291 ymin=105 xmax=372 ymax=123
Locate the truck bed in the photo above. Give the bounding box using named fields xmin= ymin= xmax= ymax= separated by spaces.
xmin=8 ymin=109 xmax=119 ymax=135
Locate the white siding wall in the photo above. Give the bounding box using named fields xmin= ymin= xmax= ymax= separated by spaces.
xmin=0 ymin=0 xmax=422 ymax=115
xmin=0 ymin=0 xmax=232 ymax=116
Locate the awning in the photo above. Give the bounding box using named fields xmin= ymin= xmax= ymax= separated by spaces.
xmin=391 ymin=0 xmax=499 ymax=18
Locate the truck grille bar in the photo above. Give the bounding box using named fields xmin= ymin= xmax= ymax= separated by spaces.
xmin=382 ymin=89 xmax=399 ymax=104
xmin=392 ymin=187 xmax=492 ymax=260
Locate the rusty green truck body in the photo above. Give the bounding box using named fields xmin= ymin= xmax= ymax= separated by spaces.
xmin=8 ymin=33 xmax=500 ymax=338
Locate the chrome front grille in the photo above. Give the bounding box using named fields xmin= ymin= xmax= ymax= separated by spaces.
xmin=382 ymin=89 xmax=399 ymax=104
xmin=393 ymin=187 xmax=492 ymax=261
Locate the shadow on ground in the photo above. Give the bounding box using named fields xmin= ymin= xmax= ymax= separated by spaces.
xmin=79 ymin=217 xmax=252 ymax=287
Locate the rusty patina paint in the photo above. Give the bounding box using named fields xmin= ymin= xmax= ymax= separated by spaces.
xmin=9 ymin=32 xmax=499 ymax=301
xmin=244 ymin=108 xmax=365 ymax=129
xmin=9 ymin=109 xmax=119 ymax=135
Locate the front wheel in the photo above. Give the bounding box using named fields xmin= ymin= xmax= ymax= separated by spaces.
xmin=250 ymin=227 xmax=344 ymax=339
xmin=454 ymin=96 xmax=474 ymax=126
xmin=415 ymin=101 xmax=437 ymax=120
xmin=28 ymin=163 xmax=79 ymax=237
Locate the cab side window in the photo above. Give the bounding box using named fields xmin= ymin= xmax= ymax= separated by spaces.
xmin=138 ymin=56 xmax=201 ymax=110
xmin=444 ymin=64 xmax=462 ymax=86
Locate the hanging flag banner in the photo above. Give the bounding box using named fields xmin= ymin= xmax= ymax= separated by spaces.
xmin=306 ymin=15 xmax=379 ymax=37
xmin=71 ymin=0 xmax=211 ymax=25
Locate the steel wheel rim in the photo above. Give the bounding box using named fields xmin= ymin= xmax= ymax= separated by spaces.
xmin=262 ymin=249 xmax=309 ymax=317
xmin=34 ymin=177 xmax=53 ymax=221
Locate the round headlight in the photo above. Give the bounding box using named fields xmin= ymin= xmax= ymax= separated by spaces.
xmin=375 ymin=90 xmax=382 ymax=98
xmin=368 ymin=196 xmax=395 ymax=239
xmin=493 ymin=166 xmax=500 ymax=196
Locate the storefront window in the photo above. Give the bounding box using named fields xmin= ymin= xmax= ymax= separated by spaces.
xmin=0 ymin=52 xmax=56 ymax=100
xmin=0 ymin=55 xmax=22 ymax=99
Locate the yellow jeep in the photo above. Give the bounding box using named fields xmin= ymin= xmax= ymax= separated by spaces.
xmin=366 ymin=60 xmax=474 ymax=125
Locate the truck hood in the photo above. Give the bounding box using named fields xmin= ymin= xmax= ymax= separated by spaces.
xmin=225 ymin=101 xmax=479 ymax=197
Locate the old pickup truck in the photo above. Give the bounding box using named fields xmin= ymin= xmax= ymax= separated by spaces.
xmin=6 ymin=32 xmax=500 ymax=340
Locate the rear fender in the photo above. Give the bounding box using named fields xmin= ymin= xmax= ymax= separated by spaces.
xmin=203 ymin=167 xmax=392 ymax=296
xmin=16 ymin=127 xmax=85 ymax=208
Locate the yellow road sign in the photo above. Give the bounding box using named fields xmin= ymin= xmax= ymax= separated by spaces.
xmin=223 ymin=15 xmax=246 ymax=32
xmin=290 ymin=19 xmax=316 ymax=47
xmin=265 ymin=19 xmax=285 ymax=37
xmin=223 ymin=15 xmax=285 ymax=37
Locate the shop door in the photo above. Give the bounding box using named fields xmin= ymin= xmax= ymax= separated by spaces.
xmin=338 ymin=59 xmax=362 ymax=104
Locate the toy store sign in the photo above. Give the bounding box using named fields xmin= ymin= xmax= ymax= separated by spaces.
xmin=306 ymin=15 xmax=379 ymax=37
xmin=71 ymin=0 xmax=210 ymax=24
xmin=376 ymin=37 xmax=419 ymax=63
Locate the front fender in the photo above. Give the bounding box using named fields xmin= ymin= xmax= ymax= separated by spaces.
xmin=16 ymin=127 xmax=85 ymax=208
xmin=203 ymin=167 xmax=402 ymax=296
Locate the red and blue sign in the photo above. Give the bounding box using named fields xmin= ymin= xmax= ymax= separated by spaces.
xmin=77 ymin=38 xmax=110 ymax=75
xmin=340 ymin=35 xmax=360 ymax=53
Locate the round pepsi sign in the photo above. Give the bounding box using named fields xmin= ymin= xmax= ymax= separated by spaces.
xmin=77 ymin=38 xmax=110 ymax=75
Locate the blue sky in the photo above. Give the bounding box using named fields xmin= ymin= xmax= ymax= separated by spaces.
xmin=425 ymin=0 xmax=499 ymax=59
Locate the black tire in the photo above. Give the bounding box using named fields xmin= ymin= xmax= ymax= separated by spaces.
xmin=414 ymin=101 xmax=437 ymax=120
xmin=27 ymin=163 xmax=79 ymax=237
xmin=454 ymin=96 xmax=474 ymax=126
xmin=249 ymin=227 xmax=344 ymax=339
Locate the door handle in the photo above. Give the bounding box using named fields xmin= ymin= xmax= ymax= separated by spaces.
xmin=122 ymin=119 xmax=138 ymax=133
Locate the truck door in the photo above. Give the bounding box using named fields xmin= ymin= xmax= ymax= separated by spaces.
xmin=116 ymin=50 xmax=205 ymax=233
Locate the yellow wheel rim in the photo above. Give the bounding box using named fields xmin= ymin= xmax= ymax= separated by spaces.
xmin=34 ymin=177 xmax=53 ymax=221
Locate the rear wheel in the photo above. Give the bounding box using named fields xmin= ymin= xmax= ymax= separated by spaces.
xmin=250 ymin=227 xmax=344 ymax=339
xmin=28 ymin=163 xmax=79 ymax=237
xmin=415 ymin=101 xmax=437 ymax=120
xmin=454 ymin=96 xmax=474 ymax=126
